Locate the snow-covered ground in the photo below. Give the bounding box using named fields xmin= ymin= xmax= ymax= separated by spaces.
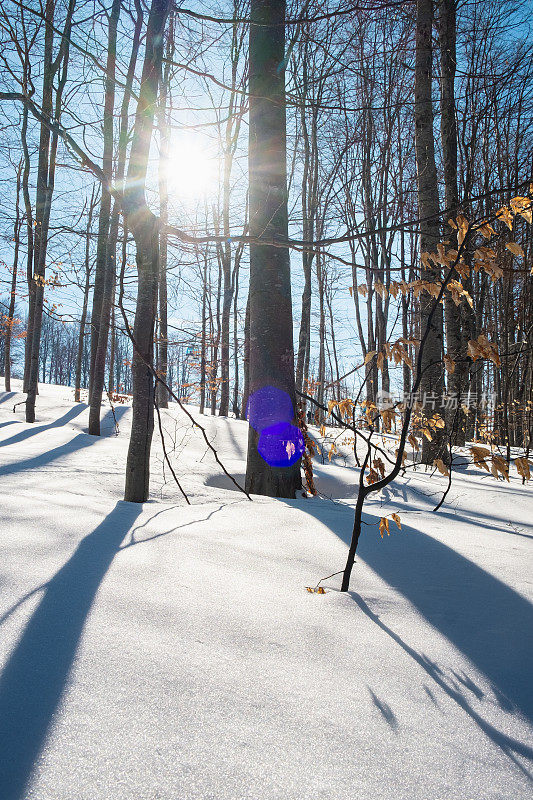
xmin=0 ymin=380 xmax=532 ymax=800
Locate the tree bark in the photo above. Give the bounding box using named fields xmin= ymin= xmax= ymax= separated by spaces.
xmin=4 ymin=164 xmax=22 ymax=392
xmin=415 ymin=0 xmax=446 ymax=463
xmin=88 ymin=0 xmax=121 ymax=434
xmin=75 ymin=188 xmax=97 ymax=402
xmin=438 ymin=0 xmax=466 ymax=445
xmin=26 ymin=0 xmax=74 ymax=422
xmin=123 ymin=0 xmax=171 ymax=503
xmin=245 ymin=0 xmax=301 ymax=498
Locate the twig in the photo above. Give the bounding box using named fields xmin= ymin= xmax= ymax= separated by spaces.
xmin=116 ymin=274 xmax=251 ymax=500
xmin=154 ymin=399 xmax=190 ymax=504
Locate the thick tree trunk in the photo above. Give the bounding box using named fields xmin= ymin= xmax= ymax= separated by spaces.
xmin=26 ymin=0 xmax=74 ymax=422
xmin=439 ymin=0 xmax=466 ymax=445
xmin=25 ymin=0 xmax=55 ymax=422
xmin=245 ymin=0 xmax=301 ymax=498
xmin=88 ymin=0 xmax=121 ymax=434
xmin=123 ymin=0 xmax=171 ymax=503
xmin=21 ymin=104 xmax=34 ymax=394
xmin=155 ymin=20 xmax=172 ymax=409
xmin=124 ymin=216 xmax=160 ymax=501
xmin=415 ymin=0 xmax=446 ymax=463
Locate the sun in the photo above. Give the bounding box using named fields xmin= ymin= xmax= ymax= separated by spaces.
xmin=165 ymin=137 xmax=215 ymax=200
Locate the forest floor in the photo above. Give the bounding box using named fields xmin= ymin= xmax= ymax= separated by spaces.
xmin=0 ymin=380 xmax=532 ymax=800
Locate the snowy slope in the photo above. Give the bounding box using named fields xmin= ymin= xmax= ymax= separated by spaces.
xmin=0 ymin=380 xmax=532 ymax=800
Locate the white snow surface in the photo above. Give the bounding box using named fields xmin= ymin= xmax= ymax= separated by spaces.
xmin=0 ymin=380 xmax=532 ymax=800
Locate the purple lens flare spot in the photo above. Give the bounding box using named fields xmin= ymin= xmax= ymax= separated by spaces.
xmin=246 ymin=386 xmax=294 ymax=433
xmin=257 ymin=422 xmax=305 ymax=468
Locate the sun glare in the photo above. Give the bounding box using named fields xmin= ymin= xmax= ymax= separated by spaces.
xmin=165 ymin=138 xmax=215 ymax=200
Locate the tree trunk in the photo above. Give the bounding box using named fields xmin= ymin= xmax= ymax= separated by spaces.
xmin=123 ymin=0 xmax=171 ymax=503
xmin=199 ymin=248 xmax=208 ymax=414
xmin=245 ymin=0 xmax=301 ymax=498
xmin=241 ymin=293 xmax=250 ymax=418
xmin=88 ymin=0 xmax=121 ymax=434
xmin=24 ymin=0 xmax=55 ymax=420
xmin=155 ymin=16 xmax=172 ymax=409
xmin=75 ymin=188 xmax=96 ymax=402
xmin=415 ymin=0 xmax=446 ymax=463
xmin=26 ymin=0 xmax=74 ymax=422
xmin=438 ymin=0 xmax=466 ymax=445
xmin=5 ymin=164 xmax=22 ymax=392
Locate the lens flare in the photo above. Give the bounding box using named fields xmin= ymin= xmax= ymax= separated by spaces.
xmin=247 ymin=386 xmax=304 ymax=468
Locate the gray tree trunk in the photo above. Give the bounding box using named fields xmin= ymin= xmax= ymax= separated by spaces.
xmin=123 ymin=0 xmax=171 ymax=503
xmin=438 ymin=0 xmax=466 ymax=445
xmin=245 ymin=0 xmax=301 ymax=497
xmin=415 ymin=0 xmax=446 ymax=463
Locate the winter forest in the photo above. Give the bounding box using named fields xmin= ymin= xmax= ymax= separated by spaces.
xmin=0 ymin=0 xmax=532 ymax=797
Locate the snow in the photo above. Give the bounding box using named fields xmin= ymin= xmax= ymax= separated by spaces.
xmin=0 ymin=379 xmax=532 ymax=800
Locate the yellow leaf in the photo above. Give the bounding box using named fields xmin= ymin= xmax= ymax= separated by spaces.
xmin=478 ymin=221 xmax=496 ymax=239
xmin=358 ymin=284 xmax=368 ymax=296
xmin=316 ymin=586 xmax=326 ymax=594
xmin=515 ymin=457 xmax=531 ymax=482
xmin=408 ymin=433 xmax=420 ymax=451
xmin=338 ymin=398 xmax=355 ymax=418
xmin=491 ymin=454 xmax=509 ymax=482
xmin=306 ymin=586 xmax=314 ymax=593
xmin=434 ymin=458 xmax=450 ymax=477
xmin=506 ymin=242 xmax=525 ymax=258
xmin=378 ymin=517 xmax=390 ymax=538
xmin=374 ymin=281 xmax=388 ymax=298
xmin=496 ymin=206 xmax=514 ymax=230
xmin=456 ymin=214 xmax=469 ymax=245
xmin=470 ymin=445 xmax=491 ymax=471
xmin=444 ymin=354 xmax=455 ymax=374
xmin=373 ymin=457 xmax=386 ymax=479
xmin=364 ymin=351 xmax=377 ymax=364
xmin=391 ymin=513 xmax=401 ymax=530
xmin=510 ymin=196 xmax=533 ymax=223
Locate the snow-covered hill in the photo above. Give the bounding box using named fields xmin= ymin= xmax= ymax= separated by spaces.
xmin=0 ymin=380 xmax=531 ymax=799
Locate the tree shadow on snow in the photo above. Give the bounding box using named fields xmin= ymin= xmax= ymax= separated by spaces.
xmin=353 ymin=591 xmax=533 ymax=778
xmin=0 ymin=403 xmax=88 ymax=449
xmin=0 ymin=391 xmax=16 ymax=405
xmin=0 ymin=500 xmax=143 ymax=800
xmin=288 ymin=499 xmax=533 ymax=756
xmin=0 ymin=407 xmax=129 ymax=478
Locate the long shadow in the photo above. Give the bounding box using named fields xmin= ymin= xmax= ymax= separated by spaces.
xmin=0 ymin=408 xmax=129 ymax=478
xmin=0 ymin=391 xmax=16 ymax=406
xmin=218 ymin=417 xmax=246 ymax=459
xmin=0 ymin=421 xmax=18 ymax=430
xmin=352 ymin=592 xmax=532 ymax=776
xmin=0 ymin=404 xmax=87 ymax=449
xmin=291 ymin=499 xmax=533 ymax=727
xmin=0 ymin=500 xmax=143 ymax=800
